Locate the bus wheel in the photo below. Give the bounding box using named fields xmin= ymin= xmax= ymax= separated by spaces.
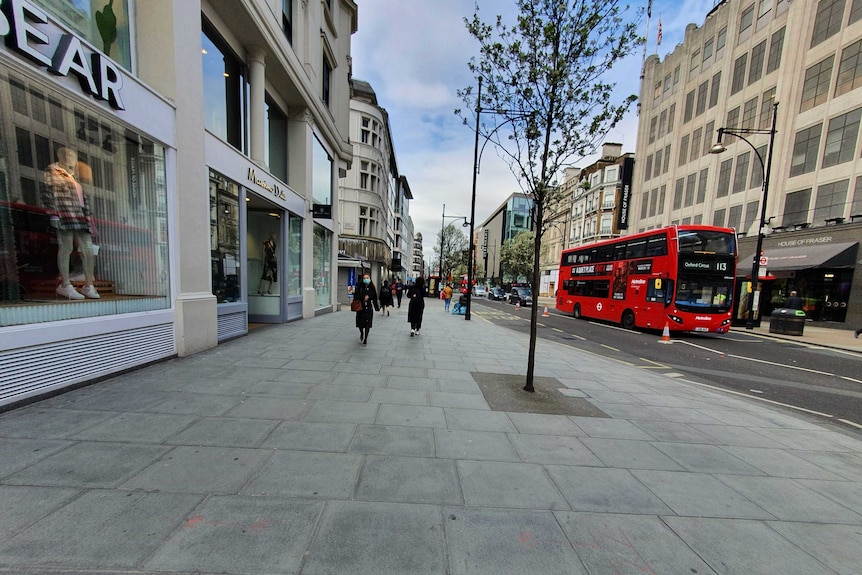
xmin=621 ymin=310 xmax=636 ymax=330
xmin=573 ymin=304 xmax=582 ymax=319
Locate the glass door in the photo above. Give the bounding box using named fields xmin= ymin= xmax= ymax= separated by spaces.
xmin=247 ymin=209 xmax=284 ymax=323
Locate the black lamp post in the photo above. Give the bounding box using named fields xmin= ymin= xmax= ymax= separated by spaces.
xmin=440 ymin=203 xmax=469 ymax=292
xmin=710 ymin=101 xmax=778 ymax=330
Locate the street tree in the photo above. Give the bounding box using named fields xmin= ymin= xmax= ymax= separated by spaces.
xmin=435 ymin=223 xmax=468 ymax=282
xmin=500 ymin=231 xmax=535 ymax=282
xmin=458 ymin=0 xmax=642 ymax=392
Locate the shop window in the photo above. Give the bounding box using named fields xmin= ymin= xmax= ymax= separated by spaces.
xmin=836 ymin=40 xmax=862 ymax=96
xmin=790 ymin=124 xmax=823 ymax=176
xmin=811 ymin=0 xmax=845 ymax=48
xmin=814 ymin=179 xmax=849 ymax=222
xmin=313 ymin=136 xmax=332 ymax=205
xmin=32 ymin=0 xmax=132 ymax=69
xmin=288 ymin=214 xmax=302 ymax=296
xmin=766 ymin=27 xmax=785 ymax=74
xmin=801 ymin=56 xmax=834 ymax=112
xmin=0 ymin=71 xmax=169 ymax=325
xmin=782 ymin=188 xmax=812 ymax=225
xmin=265 ymin=96 xmax=288 ymax=183
xmin=822 ymin=107 xmax=862 ymax=167
xmin=209 ymin=170 xmax=240 ymax=303
xmin=202 ymin=23 xmax=248 ymax=152
xmin=313 ymin=223 xmax=331 ymax=309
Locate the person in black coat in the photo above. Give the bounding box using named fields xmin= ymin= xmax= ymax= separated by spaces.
xmin=785 ymin=290 xmax=805 ymax=311
xmin=354 ymin=274 xmax=379 ymax=346
xmin=379 ymin=281 xmax=394 ymax=316
xmin=407 ymin=277 xmax=426 ymax=336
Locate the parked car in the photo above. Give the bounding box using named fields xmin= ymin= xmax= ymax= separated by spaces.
xmin=508 ymin=287 xmax=533 ymax=307
xmin=488 ymin=287 xmax=506 ymax=301
xmin=473 ymin=285 xmax=487 ymax=297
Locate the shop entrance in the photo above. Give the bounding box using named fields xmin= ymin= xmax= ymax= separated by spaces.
xmin=247 ymin=208 xmax=284 ymax=323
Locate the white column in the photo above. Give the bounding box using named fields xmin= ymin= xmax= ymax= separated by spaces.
xmin=248 ymin=48 xmax=266 ymax=165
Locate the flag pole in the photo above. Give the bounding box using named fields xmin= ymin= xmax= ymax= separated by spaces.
xmin=640 ymin=0 xmax=652 ymax=82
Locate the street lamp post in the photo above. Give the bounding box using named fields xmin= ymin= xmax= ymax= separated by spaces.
xmin=440 ymin=203 xmax=470 ymax=291
xmin=710 ymin=101 xmax=778 ymax=330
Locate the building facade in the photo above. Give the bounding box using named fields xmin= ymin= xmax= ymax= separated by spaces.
xmin=636 ymin=0 xmax=862 ymax=326
xmin=477 ymin=192 xmax=533 ymax=286
xmin=412 ymin=231 xmax=425 ymax=279
xmin=0 ymin=0 xmax=357 ymax=407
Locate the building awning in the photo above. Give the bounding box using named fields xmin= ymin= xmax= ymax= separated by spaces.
xmin=737 ymin=242 xmax=859 ymax=275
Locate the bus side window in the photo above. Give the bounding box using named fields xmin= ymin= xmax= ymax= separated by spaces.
xmin=646 ymin=279 xmax=673 ymax=305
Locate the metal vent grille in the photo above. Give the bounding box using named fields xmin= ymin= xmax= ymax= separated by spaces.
xmin=0 ymin=324 xmax=175 ymax=407
xmin=218 ymin=311 xmax=247 ymax=341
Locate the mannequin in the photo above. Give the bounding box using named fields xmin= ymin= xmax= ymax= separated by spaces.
xmin=42 ymin=147 xmax=99 ymax=299
xmin=258 ymin=233 xmax=277 ymax=295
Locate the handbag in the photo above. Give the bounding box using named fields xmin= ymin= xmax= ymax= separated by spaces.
xmin=350 ymin=299 xmax=363 ymax=312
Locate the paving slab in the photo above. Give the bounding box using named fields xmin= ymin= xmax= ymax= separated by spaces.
xmin=260 ymin=421 xmax=357 ymax=452
xmin=355 ymin=455 xmax=462 ymax=504
xmin=240 ymin=450 xmax=362 ymax=499
xmin=457 ymin=460 xmax=569 ymax=509
xmin=546 ymin=466 xmax=673 ymax=515
xmin=434 ymin=428 xmax=521 ymax=462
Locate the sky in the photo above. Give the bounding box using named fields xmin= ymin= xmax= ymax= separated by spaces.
xmin=350 ymin=0 xmax=721 ymax=265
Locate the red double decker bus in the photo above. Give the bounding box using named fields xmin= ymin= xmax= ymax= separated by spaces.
xmin=556 ymin=225 xmax=737 ymax=333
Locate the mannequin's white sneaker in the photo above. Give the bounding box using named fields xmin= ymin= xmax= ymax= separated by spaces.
xmin=80 ymin=284 xmax=100 ymax=299
xmin=57 ymin=284 xmax=85 ymax=300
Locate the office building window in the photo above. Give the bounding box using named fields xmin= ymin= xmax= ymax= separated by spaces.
xmin=644 ymin=154 xmax=653 ymax=181
xmin=743 ymin=201 xmax=760 ymax=234
xmin=717 ymin=158 xmax=733 ymax=197
xmin=851 ymin=178 xmax=862 ymax=215
xmin=757 ymin=0 xmax=773 ymax=30
xmin=759 ymin=87 xmax=776 ymax=129
xmin=684 ymin=173 xmax=697 ymax=207
xmin=790 ymin=124 xmax=822 ymax=177
xmin=783 ymin=189 xmax=811 ymax=225
xmin=667 ymin=104 xmax=676 ymax=132
xmin=814 ymin=179 xmax=850 ymax=222
xmin=739 ymin=3 xmax=755 ymax=42
xmin=658 ymin=184 xmax=666 ymax=215
xmin=733 ymin=152 xmax=751 ymax=194
xmin=751 ymin=145 xmax=767 ymax=189
xmin=649 ymin=187 xmax=659 ymax=216
xmin=678 ymin=134 xmax=689 ymax=167
xmin=674 ymin=65 xmax=681 ymax=88
xmin=713 ymin=208 xmax=726 ymax=227
xmin=766 ymin=27 xmax=785 ymax=74
xmin=265 ymin=97 xmax=288 ymax=183
xmin=742 ymin=97 xmax=759 ymax=129
xmin=836 ymin=39 xmax=862 ymax=96
xmin=697 ymin=168 xmax=709 ymax=204
xmin=731 ymin=54 xmax=748 ymax=95
xmin=282 ymin=0 xmax=293 ymax=44
xmin=673 ymin=178 xmax=684 ymax=210
xmin=690 ymin=128 xmax=702 ymax=162
xmin=703 ymin=121 xmax=715 ymax=156
xmin=709 ymin=72 xmax=721 ymax=108
xmin=664 ymin=73 xmax=672 ymax=94
xmin=801 ymin=56 xmax=834 ymax=112
xmin=716 ymin=26 xmax=727 ymax=55
xmin=659 ymin=109 xmax=667 ymax=138
xmin=727 ymin=107 xmax=740 ymax=129
xmin=811 ymin=0 xmax=845 ymax=48
xmin=313 ymin=136 xmax=332 ymax=204
xmin=851 ymin=0 xmax=862 ymax=24
xmin=202 ymin=23 xmax=248 ymax=152
xmin=748 ymin=40 xmax=767 ymax=84
xmin=322 ymin=56 xmax=332 ymax=107
xmin=654 ymin=149 xmax=663 ymax=178
xmin=727 ymin=204 xmax=743 ymax=231
xmin=684 ymin=90 xmax=695 ymax=123
xmin=649 ymin=116 xmax=657 ymax=143
xmin=822 ymin=107 xmax=862 ymax=167
xmin=704 ymin=38 xmax=715 ymax=62
xmin=696 ymin=81 xmax=709 ymax=116
xmin=640 ymin=190 xmax=650 ymax=219
xmin=690 ymin=50 xmax=701 ymax=76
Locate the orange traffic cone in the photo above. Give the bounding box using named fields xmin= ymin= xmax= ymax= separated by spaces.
xmin=659 ymin=322 xmax=671 ymax=343
xmin=542 ymin=306 xmax=549 ymax=317
xmin=515 ymin=300 xmax=521 ymax=310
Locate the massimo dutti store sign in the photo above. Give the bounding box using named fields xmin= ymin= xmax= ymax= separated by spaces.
xmin=0 ymin=0 xmax=125 ymax=109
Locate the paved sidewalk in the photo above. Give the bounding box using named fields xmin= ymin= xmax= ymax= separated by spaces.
xmin=1 ymin=303 xmax=861 ymax=574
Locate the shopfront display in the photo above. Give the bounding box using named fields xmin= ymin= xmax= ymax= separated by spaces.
xmin=0 ymin=68 xmax=169 ymax=328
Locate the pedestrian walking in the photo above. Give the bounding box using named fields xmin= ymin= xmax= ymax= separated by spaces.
xmin=855 ymin=327 xmax=861 ymax=338
xmin=395 ymin=278 xmax=405 ymax=308
xmin=442 ymin=283 xmax=453 ymax=312
xmin=407 ymin=277 xmax=426 ymax=337
xmin=379 ymin=281 xmax=394 ymax=316
xmin=354 ymin=273 xmax=379 ymax=346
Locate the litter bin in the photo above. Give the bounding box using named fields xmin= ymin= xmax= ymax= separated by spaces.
xmin=769 ymin=308 xmax=806 ymax=336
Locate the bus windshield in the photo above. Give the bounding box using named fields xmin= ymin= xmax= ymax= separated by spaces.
xmin=674 ymin=276 xmax=734 ymax=313
xmin=677 ymin=229 xmax=736 ymax=255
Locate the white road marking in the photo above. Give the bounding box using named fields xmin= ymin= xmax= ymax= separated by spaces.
xmin=679 ymin=379 xmax=834 ymax=418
